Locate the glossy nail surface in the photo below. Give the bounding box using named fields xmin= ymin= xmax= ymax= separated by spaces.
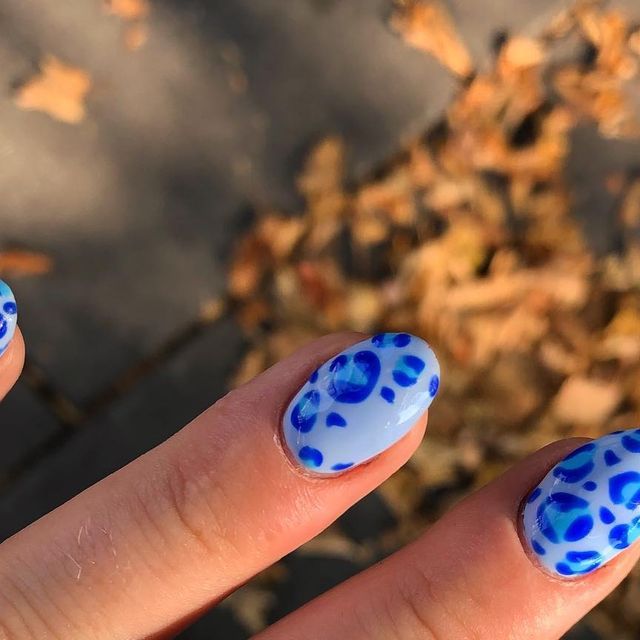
xmin=0 ymin=280 xmax=17 ymax=356
xmin=523 ymin=429 xmax=640 ymax=578
xmin=282 ymin=333 xmax=440 ymax=474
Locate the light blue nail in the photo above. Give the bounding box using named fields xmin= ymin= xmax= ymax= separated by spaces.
xmin=0 ymin=280 xmax=18 ymax=356
xmin=523 ymin=429 xmax=640 ymax=578
xmin=282 ymin=333 xmax=440 ymax=474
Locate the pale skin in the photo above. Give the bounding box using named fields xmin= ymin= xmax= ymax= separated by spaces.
xmin=0 ymin=329 xmax=638 ymax=639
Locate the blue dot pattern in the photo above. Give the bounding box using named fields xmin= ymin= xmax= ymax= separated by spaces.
xmin=326 ymin=412 xmax=347 ymax=428
xmin=380 ymin=386 xmax=395 ymax=404
xmin=283 ymin=333 xmax=440 ymax=474
xmin=523 ymin=429 xmax=640 ymax=578
xmin=0 ymin=280 xmax=17 ymax=356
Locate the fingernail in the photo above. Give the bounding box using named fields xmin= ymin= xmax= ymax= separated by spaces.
xmin=282 ymin=333 xmax=440 ymax=474
xmin=0 ymin=280 xmax=18 ymax=356
xmin=523 ymin=429 xmax=640 ymax=578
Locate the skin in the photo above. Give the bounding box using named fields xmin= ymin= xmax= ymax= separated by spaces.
xmin=0 ymin=329 xmax=638 ymax=639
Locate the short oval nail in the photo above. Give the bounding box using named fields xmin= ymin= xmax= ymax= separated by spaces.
xmin=282 ymin=333 xmax=440 ymax=474
xmin=0 ymin=280 xmax=18 ymax=356
xmin=523 ymin=429 xmax=640 ymax=578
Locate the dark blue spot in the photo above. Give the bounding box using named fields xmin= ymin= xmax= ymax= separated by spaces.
xmin=309 ymin=369 xmax=319 ymax=384
xmin=555 ymin=562 xmax=575 ymax=576
xmin=609 ymin=516 xmax=640 ymax=549
xmin=622 ymin=433 xmax=640 ymax=453
xmin=372 ymin=333 xmax=410 ymax=348
xmin=330 ymin=354 xmax=348 ymax=372
xmin=553 ymin=443 xmax=596 ymax=483
xmin=331 ymin=462 xmax=354 ymax=471
xmin=599 ymin=507 xmax=615 ymax=524
xmin=567 ymin=550 xmax=600 ymax=563
xmin=532 ymin=540 xmax=546 ymax=555
xmin=327 ymin=350 xmax=381 ymax=403
xmin=428 ymin=375 xmax=439 ymax=397
xmin=392 ymin=355 xmax=426 ymax=387
xmin=562 ymin=550 xmax=603 ymax=574
xmin=371 ymin=334 xmax=385 ymax=347
xmin=299 ymin=446 xmax=323 ymax=468
xmin=564 ymin=515 xmax=594 ymax=542
xmin=527 ymin=487 xmax=542 ymax=503
xmin=604 ymin=449 xmax=622 ymax=466
xmin=609 ymin=523 xmax=632 ymax=549
xmin=291 ymin=390 xmax=320 ymax=433
xmin=609 ymin=471 xmax=640 ymax=509
xmin=583 ymin=481 xmax=597 ymax=491
xmin=0 ymin=315 xmax=6 ymax=340
xmin=380 ymin=386 xmax=395 ymax=404
xmin=2 ymin=302 xmax=16 ymax=315
xmin=612 ymin=430 xmax=624 ymax=434
xmin=326 ymin=412 xmax=347 ymax=428
xmin=393 ymin=333 xmax=412 ymax=347
xmin=537 ymin=492 xmax=591 ymax=544
xmin=564 ymin=442 xmax=596 ymax=460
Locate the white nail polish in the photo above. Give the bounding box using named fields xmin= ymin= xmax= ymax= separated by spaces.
xmin=282 ymin=333 xmax=440 ymax=474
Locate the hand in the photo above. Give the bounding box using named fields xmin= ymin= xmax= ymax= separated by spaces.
xmin=1 ymin=280 xmax=639 ymax=639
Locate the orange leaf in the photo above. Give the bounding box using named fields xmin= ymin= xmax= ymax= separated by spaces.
xmin=390 ymin=0 xmax=473 ymax=77
xmin=14 ymin=56 xmax=91 ymax=124
xmin=0 ymin=250 xmax=53 ymax=277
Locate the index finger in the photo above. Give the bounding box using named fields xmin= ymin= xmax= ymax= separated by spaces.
xmin=0 ymin=332 xmax=438 ymax=639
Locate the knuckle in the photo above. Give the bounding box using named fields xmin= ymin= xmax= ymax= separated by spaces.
xmin=139 ymin=449 xmax=239 ymax=566
xmin=394 ymin=564 xmax=481 ymax=640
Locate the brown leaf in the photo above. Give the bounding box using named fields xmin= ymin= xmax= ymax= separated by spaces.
xmin=0 ymin=250 xmax=53 ymax=277
xmin=390 ymin=0 xmax=473 ymax=77
xmin=124 ymin=22 xmax=149 ymax=51
xmin=498 ymin=36 xmax=545 ymax=71
xmin=552 ymin=376 xmax=622 ymax=426
xmin=14 ymin=56 xmax=91 ymax=124
xmin=104 ymin=0 xmax=149 ymax=21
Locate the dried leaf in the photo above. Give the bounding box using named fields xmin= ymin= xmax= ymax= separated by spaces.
xmin=14 ymin=56 xmax=91 ymax=124
xmin=390 ymin=0 xmax=473 ymax=77
xmin=104 ymin=0 xmax=149 ymax=21
xmin=552 ymin=376 xmax=622 ymax=426
xmin=0 ymin=250 xmax=53 ymax=277
xmin=124 ymin=22 xmax=149 ymax=51
xmin=498 ymin=36 xmax=545 ymax=71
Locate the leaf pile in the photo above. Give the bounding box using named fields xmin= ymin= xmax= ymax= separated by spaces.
xmin=228 ymin=2 xmax=640 ymax=635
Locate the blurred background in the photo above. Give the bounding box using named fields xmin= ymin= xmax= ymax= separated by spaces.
xmin=1 ymin=0 xmax=640 ymax=637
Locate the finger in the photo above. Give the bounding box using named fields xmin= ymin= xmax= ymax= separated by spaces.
xmin=0 ymin=280 xmax=23 ymax=401
xmin=257 ymin=434 xmax=640 ymax=640
xmin=0 ymin=332 xmax=439 ymax=640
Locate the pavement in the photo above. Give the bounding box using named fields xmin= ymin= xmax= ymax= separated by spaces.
xmin=0 ymin=0 xmax=639 ymax=637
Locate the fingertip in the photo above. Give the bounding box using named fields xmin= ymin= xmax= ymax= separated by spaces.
xmin=0 ymin=326 xmax=25 ymax=400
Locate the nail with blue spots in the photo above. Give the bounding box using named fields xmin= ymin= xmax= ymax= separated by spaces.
xmin=283 ymin=333 xmax=440 ymax=474
xmin=0 ymin=280 xmax=18 ymax=356
xmin=522 ymin=429 xmax=640 ymax=579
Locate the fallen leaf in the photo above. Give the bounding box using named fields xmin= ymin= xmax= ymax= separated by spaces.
xmin=552 ymin=376 xmax=622 ymax=426
xmin=498 ymin=36 xmax=545 ymax=71
xmin=104 ymin=0 xmax=149 ymax=21
xmin=390 ymin=0 xmax=473 ymax=77
xmin=14 ymin=56 xmax=91 ymax=124
xmin=0 ymin=250 xmax=53 ymax=277
xmin=124 ymin=22 xmax=148 ymax=51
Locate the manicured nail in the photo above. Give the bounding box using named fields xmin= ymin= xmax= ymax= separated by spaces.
xmin=523 ymin=429 xmax=640 ymax=578
xmin=282 ymin=333 xmax=440 ymax=474
xmin=0 ymin=280 xmax=18 ymax=356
